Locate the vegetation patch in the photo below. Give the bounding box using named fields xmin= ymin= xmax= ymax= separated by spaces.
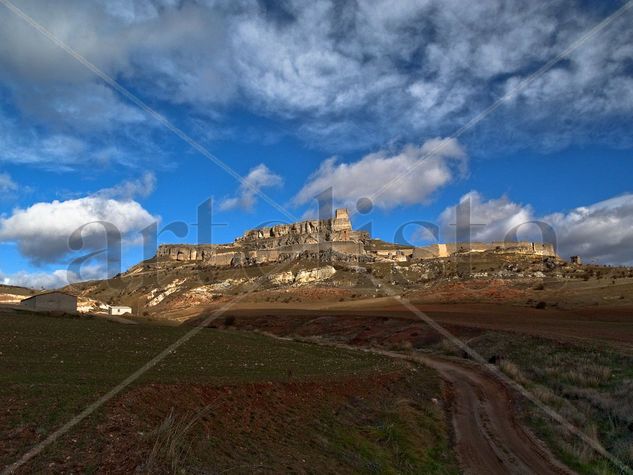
xmin=437 ymin=332 xmax=633 ymax=474
xmin=0 ymin=311 xmax=456 ymax=473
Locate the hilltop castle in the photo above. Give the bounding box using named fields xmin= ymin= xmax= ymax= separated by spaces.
xmin=157 ymin=208 xmax=556 ymax=266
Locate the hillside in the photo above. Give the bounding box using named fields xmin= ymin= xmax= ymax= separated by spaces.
xmin=66 ymin=247 xmax=633 ymax=321
xmin=0 ymin=284 xmax=36 ymax=305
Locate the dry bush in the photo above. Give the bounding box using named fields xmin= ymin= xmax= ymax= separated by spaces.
xmin=531 ymin=385 xmax=560 ymax=406
xmin=562 ymin=364 xmax=612 ymax=387
xmin=146 ymin=406 xmax=212 ymax=474
xmin=499 ymin=360 xmax=529 ymax=384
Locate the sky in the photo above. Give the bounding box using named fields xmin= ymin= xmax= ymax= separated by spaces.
xmin=0 ymin=0 xmax=632 ymax=288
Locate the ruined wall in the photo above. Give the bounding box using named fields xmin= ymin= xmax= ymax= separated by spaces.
xmin=409 ymin=241 xmax=556 ymax=260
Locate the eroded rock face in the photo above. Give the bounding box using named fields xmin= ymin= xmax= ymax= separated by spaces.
xmin=147 ymin=278 xmax=186 ymax=307
xmin=268 ymin=271 xmax=295 ymax=286
xmin=295 ymin=266 xmax=336 ymax=284
xmin=155 ymin=207 xmax=558 ymax=268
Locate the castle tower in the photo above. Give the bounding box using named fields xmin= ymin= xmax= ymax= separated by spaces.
xmin=332 ymin=208 xmax=352 ymax=232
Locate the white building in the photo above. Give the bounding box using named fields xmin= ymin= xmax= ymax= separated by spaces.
xmin=109 ymin=305 xmax=132 ymax=316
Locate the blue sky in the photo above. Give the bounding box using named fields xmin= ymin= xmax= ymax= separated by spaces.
xmin=0 ymin=0 xmax=632 ymax=288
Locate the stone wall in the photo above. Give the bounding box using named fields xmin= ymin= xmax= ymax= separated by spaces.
xmin=410 ymin=241 xmax=556 ymax=260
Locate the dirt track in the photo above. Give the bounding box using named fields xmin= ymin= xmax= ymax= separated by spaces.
xmin=318 ymin=345 xmax=575 ymax=475
xmin=418 ymin=356 xmax=574 ymax=475
xmin=226 ymin=316 xmax=584 ymax=474
xmin=259 ymin=327 xmax=574 ymax=474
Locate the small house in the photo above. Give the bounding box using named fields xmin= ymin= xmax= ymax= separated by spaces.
xmin=109 ymin=305 xmax=132 ymax=316
xmin=20 ymin=291 xmax=77 ymax=313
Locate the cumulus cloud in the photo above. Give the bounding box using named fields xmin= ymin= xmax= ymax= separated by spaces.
xmin=439 ymin=191 xmax=535 ymax=243
xmin=545 ymin=195 xmax=633 ymax=265
xmin=294 ymin=138 xmax=467 ymax=209
xmin=0 ymin=196 xmax=156 ymax=264
xmin=440 ymin=191 xmax=633 ymax=265
xmin=219 ymin=164 xmax=283 ymax=211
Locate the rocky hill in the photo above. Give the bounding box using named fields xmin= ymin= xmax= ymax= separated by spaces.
xmin=64 ymin=210 xmax=633 ymax=319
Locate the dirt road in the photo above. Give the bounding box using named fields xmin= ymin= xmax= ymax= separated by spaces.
xmin=418 ymin=355 xmax=574 ymax=475
xmin=265 ymin=334 xmax=575 ymax=475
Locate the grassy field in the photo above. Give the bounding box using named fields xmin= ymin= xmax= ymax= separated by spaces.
xmin=436 ymin=332 xmax=633 ymax=474
xmin=0 ymin=310 xmax=457 ymax=473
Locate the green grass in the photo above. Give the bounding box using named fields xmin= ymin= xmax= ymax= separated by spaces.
xmin=1 ymin=311 xmax=457 ymax=472
xmin=328 ymin=400 xmax=458 ymax=474
xmin=0 ymin=311 xmax=394 ymax=426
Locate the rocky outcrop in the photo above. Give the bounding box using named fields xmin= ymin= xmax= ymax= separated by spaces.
xmin=295 ymin=266 xmax=336 ymax=284
xmin=147 ymin=278 xmax=186 ymax=307
xmin=155 ymin=207 xmax=558 ymax=267
xmin=265 ymin=267 xmax=337 ymax=286
xmin=235 ymin=208 xmax=370 ymax=252
xmin=268 ymin=271 xmax=295 ymax=286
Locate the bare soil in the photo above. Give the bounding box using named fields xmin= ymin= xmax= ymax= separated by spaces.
xmin=191 ymin=300 xmax=633 ymax=349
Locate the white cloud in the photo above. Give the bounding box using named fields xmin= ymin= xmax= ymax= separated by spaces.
xmin=439 ymin=191 xmax=534 ymax=243
xmin=440 ymin=191 xmax=633 ymax=265
xmin=1 ymin=264 xmax=105 ymax=290
xmin=1 ymin=269 xmax=70 ymax=290
xmin=219 ymin=164 xmax=283 ymax=211
xmin=294 ymin=138 xmax=467 ymax=209
xmin=97 ymin=172 xmax=156 ymax=200
xmin=544 ymin=195 xmax=633 ymax=265
xmin=0 ymin=111 xmax=87 ymax=169
xmin=0 ymin=173 xmax=18 ymax=194
xmin=0 ymin=196 xmax=157 ymax=264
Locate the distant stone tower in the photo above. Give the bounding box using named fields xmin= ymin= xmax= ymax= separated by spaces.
xmin=332 ymin=208 xmax=352 ymax=232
